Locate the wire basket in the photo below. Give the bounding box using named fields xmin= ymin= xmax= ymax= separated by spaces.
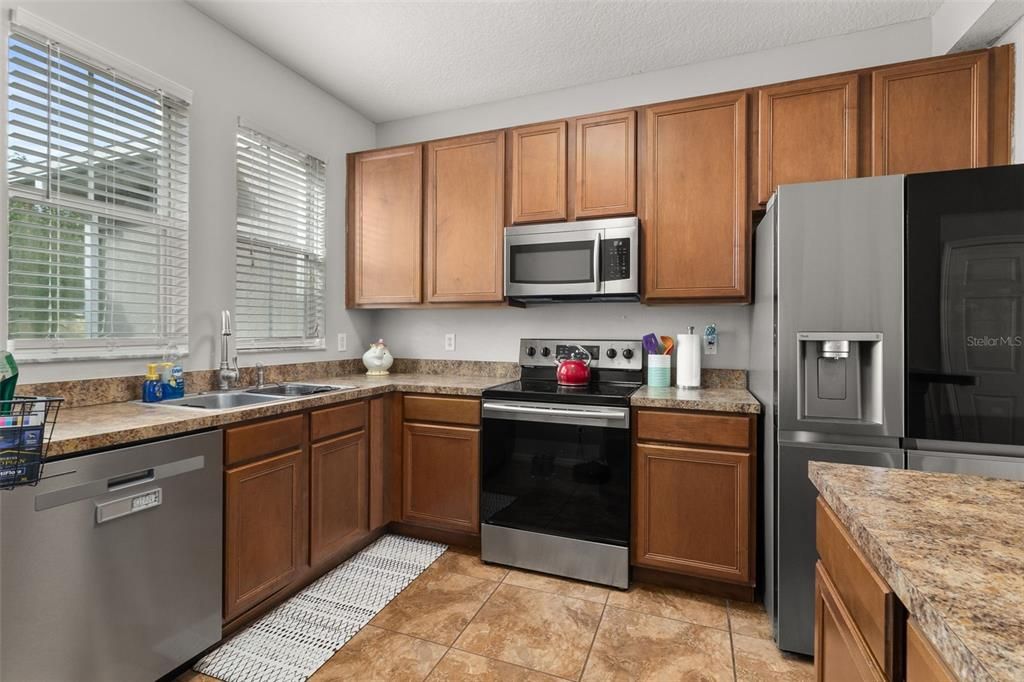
xmin=0 ymin=396 xmax=63 ymax=490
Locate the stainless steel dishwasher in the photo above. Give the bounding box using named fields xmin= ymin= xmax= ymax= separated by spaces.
xmin=1 ymin=430 xmax=223 ymax=682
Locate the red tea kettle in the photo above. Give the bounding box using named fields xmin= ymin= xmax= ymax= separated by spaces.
xmin=556 ymin=345 xmax=592 ymax=386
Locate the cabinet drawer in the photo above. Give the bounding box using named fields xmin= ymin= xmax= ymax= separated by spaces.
xmin=816 ymin=498 xmax=900 ymax=677
xmin=906 ymin=619 xmax=956 ymax=682
xmin=636 ymin=409 xmax=753 ymax=450
xmin=403 ymin=395 xmax=480 ymax=426
xmin=225 ymin=414 xmax=305 ymax=467
xmin=310 ymin=401 xmax=367 ymax=442
xmin=815 ymin=561 xmax=886 ymax=682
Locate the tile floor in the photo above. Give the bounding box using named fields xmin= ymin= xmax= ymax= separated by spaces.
xmin=182 ymin=547 xmax=813 ymax=681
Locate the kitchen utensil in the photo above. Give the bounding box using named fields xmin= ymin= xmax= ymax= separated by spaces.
xmin=659 ymin=336 xmax=674 ymax=355
xmin=555 ymin=345 xmax=592 ymax=386
xmin=642 ymin=334 xmax=660 ymax=355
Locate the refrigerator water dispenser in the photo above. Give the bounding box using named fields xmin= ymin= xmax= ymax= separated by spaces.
xmin=798 ymin=332 xmax=884 ymax=425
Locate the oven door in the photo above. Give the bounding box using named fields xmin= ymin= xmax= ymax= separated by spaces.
xmin=480 ymin=400 xmax=630 ymax=546
xmin=505 ymin=228 xmax=603 ymax=297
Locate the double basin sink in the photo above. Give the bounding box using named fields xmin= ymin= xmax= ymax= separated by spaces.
xmin=158 ymin=383 xmax=356 ymax=410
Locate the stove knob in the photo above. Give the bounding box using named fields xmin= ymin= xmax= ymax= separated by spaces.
xmin=622 ymin=348 xmax=634 ymax=359
xmin=526 ymin=346 xmax=536 ymax=357
xmin=541 ymin=347 xmax=551 ymax=357
xmin=606 ymin=348 xmax=617 ymax=359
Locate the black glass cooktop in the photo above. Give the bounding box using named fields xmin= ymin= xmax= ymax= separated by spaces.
xmin=483 ymin=379 xmax=640 ymax=407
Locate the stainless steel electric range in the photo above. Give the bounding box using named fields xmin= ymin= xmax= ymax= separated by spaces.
xmin=480 ymin=338 xmax=643 ymax=589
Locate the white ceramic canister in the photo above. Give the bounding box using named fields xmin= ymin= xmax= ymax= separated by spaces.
xmin=676 ymin=327 xmax=701 ymax=389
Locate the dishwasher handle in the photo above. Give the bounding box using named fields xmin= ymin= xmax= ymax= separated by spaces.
xmin=107 ymin=468 xmax=155 ymax=491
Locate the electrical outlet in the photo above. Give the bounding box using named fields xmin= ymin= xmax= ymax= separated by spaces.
xmin=337 ymin=333 xmax=347 ymax=352
xmin=444 ymin=333 xmax=456 ymax=352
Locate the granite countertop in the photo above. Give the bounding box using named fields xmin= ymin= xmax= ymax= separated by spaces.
xmin=45 ymin=371 xmax=761 ymax=458
xmin=809 ymin=462 xmax=1024 ymax=682
xmin=630 ymin=385 xmax=762 ymax=414
xmin=47 ymin=373 xmax=503 ymax=458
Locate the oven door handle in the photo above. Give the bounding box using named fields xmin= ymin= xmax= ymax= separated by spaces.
xmin=482 ymin=401 xmax=629 ymax=428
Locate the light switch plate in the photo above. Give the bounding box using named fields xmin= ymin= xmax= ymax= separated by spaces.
xmin=337 ymin=333 xmax=347 ymax=352
xmin=444 ymin=333 xmax=456 ymax=352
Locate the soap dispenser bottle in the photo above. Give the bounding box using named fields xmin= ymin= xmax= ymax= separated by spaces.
xmin=142 ymin=363 xmax=164 ymax=403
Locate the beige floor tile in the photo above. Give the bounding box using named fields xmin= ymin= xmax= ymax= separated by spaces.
xmin=427 ymin=649 xmax=566 ymax=681
xmin=175 ymin=672 xmax=220 ymax=682
xmin=605 ymin=582 xmax=729 ymax=630
xmin=581 ymin=606 xmax=734 ymax=681
xmin=431 ymin=548 xmax=510 ymax=581
xmin=503 ymin=568 xmax=611 ymax=604
xmin=310 ymin=626 xmax=446 ymax=682
xmin=732 ymin=632 xmax=815 ymax=681
xmin=371 ymin=567 xmax=499 ymax=645
xmin=454 ymin=583 xmax=604 ymax=679
xmin=728 ymin=599 xmax=774 ymax=640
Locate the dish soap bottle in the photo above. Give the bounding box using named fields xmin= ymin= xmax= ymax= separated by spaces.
xmin=142 ymin=363 xmax=164 ymax=403
xmin=161 ymin=343 xmax=185 ymax=399
xmin=0 ymin=351 xmax=18 ymax=415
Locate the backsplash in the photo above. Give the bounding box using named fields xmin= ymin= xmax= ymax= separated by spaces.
xmin=20 ymin=360 xmax=744 ymax=408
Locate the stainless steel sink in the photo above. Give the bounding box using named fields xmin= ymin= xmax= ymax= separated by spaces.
xmin=246 ymin=383 xmax=354 ymax=397
xmin=159 ymin=392 xmax=285 ymax=409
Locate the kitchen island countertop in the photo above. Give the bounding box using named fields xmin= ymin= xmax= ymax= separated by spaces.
xmin=809 ymin=461 xmax=1024 ymax=681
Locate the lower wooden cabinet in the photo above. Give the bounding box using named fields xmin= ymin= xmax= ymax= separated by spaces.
xmin=906 ymin=619 xmax=956 ymax=682
xmin=814 ymin=561 xmax=886 ymax=682
xmin=310 ymin=429 xmax=369 ymax=568
xmin=634 ymin=443 xmax=752 ymax=583
xmin=632 ymin=409 xmax=756 ymax=586
xmin=402 ymin=421 xmax=480 ymax=534
xmin=224 ymin=448 xmax=308 ymax=622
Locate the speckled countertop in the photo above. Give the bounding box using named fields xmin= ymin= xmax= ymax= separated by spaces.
xmin=630 ymin=386 xmax=761 ymax=414
xmin=45 ymin=370 xmax=761 ymax=458
xmin=47 ymin=373 xmax=502 ymax=458
xmin=809 ymin=462 xmax=1024 ymax=682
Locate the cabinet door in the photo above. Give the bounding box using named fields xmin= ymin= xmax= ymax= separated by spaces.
xmin=574 ymin=110 xmax=636 ymax=219
xmin=642 ymin=92 xmax=749 ymax=301
xmin=633 ymin=443 xmax=752 ymax=583
xmin=402 ymin=422 xmax=480 ymax=533
xmin=814 ymin=562 xmax=886 ymax=682
xmin=758 ymin=74 xmax=858 ymax=204
xmin=872 ymin=51 xmax=989 ymax=175
xmin=347 ymin=145 xmax=423 ymax=306
xmin=425 ymin=131 xmax=505 ymax=303
xmin=509 ymin=121 xmax=567 ymax=224
xmin=224 ymin=449 xmax=307 ymax=621
xmin=310 ymin=430 xmax=368 ymax=568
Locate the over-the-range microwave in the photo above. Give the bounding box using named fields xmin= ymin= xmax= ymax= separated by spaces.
xmin=503 ymin=217 xmax=639 ymax=303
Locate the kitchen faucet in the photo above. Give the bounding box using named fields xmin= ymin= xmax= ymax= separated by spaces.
xmin=218 ymin=310 xmax=240 ymax=391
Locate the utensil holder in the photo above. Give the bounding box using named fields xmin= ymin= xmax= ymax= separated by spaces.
xmin=647 ymin=355 xmax=672 ymax=388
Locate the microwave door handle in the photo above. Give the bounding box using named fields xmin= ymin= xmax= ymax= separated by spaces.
xmin=593 ymin=234 xmax=602 ymax=291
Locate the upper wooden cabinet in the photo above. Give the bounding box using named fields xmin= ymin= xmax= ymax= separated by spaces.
xmin=346 ymin=145 xmax=423 ymax=306
xmin=508 ymin=121 xmax=567 ymax=224
xmin=642 ymin=92 xmax=750 ymax=302
xmin=871 ymin=51 xmax=990 ymax=176
xmin=425 ymin=131 xmax=505 ymax=303
xmin=573 ymin=110 xmax=637 ymax=219
xmin=757 ymin=74 xmax=859 ymax=204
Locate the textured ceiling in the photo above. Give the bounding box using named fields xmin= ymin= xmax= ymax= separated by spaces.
xmin=190 ymin=0 xmax=943 ymax=123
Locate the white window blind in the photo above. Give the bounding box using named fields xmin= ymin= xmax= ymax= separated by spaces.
xmin=6 ymin=28 xmax=190 ymax=360
xmin=235 ymin=125 xmax=326 ymax=351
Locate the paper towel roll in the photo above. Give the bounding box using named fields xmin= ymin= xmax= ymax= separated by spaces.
xmin=676 ymin=331 xmax=701 ymax=388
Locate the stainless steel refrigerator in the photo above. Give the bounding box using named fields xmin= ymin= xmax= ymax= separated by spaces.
xmin=751 ymin=164 xmax=1024 ymax=656
xmin=751 ymin=175 xmax=907 ymax=656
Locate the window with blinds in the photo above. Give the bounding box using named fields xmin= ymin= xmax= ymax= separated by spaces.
xmin=235 ymin=125 xmax=326 ymax=351
xmin=6 ymin=28 xmax=190 ymax=360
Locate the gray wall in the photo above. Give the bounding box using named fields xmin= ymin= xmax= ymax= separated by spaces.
xmin=373 ymin=20 xmax=934 ymax=368
xmin=2 ymin=0 xmax=377 ymax=382
xmin=999 ymin=15 xmax=1024 ymax=163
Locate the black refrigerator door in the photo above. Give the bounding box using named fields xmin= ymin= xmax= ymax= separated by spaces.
xmin=906 ymin=164 xmax=1024 ymax=446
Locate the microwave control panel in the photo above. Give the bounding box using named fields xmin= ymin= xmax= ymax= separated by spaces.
xmin=601 ymin=238 xmax=631 ymax=281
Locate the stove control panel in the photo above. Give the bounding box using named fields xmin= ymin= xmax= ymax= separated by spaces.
xmin=519 ymin=339 xmax=644 ymax=371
